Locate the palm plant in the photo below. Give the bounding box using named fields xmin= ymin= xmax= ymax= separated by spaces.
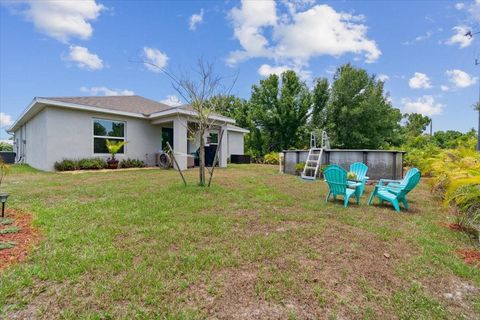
xmin=105 ymin=140 xmax=127 ymax=162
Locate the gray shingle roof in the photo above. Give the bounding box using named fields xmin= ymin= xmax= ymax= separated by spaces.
xmin=41 ymin=95 xmax=171 ymax=115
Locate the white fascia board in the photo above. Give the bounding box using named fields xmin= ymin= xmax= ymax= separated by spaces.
xmin=8 ymin=98 xmax=147 ymax=133
xmin=149 ymin=108 xmax=236 ymax=124
xmin=227 ymin=125 xmax=250 ymax=134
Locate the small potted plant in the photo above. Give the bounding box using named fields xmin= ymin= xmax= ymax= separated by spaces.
xmin=347 ymin=171 xmax=357 ymax=181
xmin=106 ymin=139 xmax=128 ymax=169
xmin=0 ymin=159 xmax=10 ymax=217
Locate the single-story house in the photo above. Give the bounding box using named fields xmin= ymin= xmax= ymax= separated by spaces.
xmin=8 ymin=95 xmax=249 ymax=171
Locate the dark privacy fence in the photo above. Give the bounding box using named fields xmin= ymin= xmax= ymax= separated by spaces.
xmin=0 ymin=152 xmax=16 ymax=164
xmin=281 ymin=149 xmax=405 ymax=180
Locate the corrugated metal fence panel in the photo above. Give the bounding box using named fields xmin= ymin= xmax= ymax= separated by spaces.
xmin=282 ymin=149 xmax=405 ymax=180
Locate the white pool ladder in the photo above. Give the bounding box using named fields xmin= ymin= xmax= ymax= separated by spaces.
xmin=301 ymin=148 xmax=323 ymax=180
xmin=300 ymin=131 xmax=330 ymax=180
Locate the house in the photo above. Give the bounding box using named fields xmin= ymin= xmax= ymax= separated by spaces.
xmin=8 ymin=95 xmax=249 ymax=171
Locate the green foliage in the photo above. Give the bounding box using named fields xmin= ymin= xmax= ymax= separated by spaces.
xmin=0 ymin=142 xmax=13 ymax=152
xmin=295 ymin=162 xmax=305 ymax=173
xmin=78 ymin=158 xmax=108 ymax=170
xmin=0 ymin=218 xmax=13 ymax=225
xmin=263 ymin=152 xmax=280 ymax=165
xmin=311 ymin=77 xmax=329 ymax=130
xmin=251 ymin=70 xmax=311 ymax=152
xmin=119 ymin=158 xmax=145 ymax=168
xmin=54 ymin=158 xmax=108 ymax=171
xmin=0 ymin=241 xmax=16 ymax=250
xmin=326 ymin=64 xmax=402 ymax=149
xmin=410 ymin=143 xmax=480 ymax=239
xmin=0 ymin=226 xmax=20 ymax=234
xmin=402 ymin=113 xmax=431 ymax=138
xmin=347 ymin=171 xmax=357 ymax=180
xmin=54 ymin=159 xmax=78 ymax=171
xmin=106 ymin=139 xmax=128 ymax=159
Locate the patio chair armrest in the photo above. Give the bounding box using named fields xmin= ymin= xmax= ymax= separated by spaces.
xmin=378 ymin=178 xmax=400 ymax=186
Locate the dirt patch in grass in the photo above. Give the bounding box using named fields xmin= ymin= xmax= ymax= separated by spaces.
xmin=184 ymin=221 xmax=415 ymax=319
xmin=0 ymin=209 xmax=41 ymax=271
xmin=456 ymin=249 xmax=480 ymax=267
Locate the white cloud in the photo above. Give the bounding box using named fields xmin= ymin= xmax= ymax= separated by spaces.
xmin=7 ymin=0 xmax=105 ymax=43
xmin=258 ymin=64 xmax=311 ymax=80
xmin=455 ymin=1 xmax=480 ymax=21
xmin=403 ymin=30 xmax=433 ymax=45
xmin=227 ymin=1 xmax=380 ymax=66
xmin=258 ymin=64 xmax=290 ymax=77
xmin=408 ymin=72 xmax=432 ymax=89
xmin=446 ymin=69 xmax=478 ymax=88
xmin=440 ymin=85 xmax=449 ymax=92
xmin=65 ymin=45 xmax=103 ymax=70
xmin=143 ymin=47 xmax=168 ymax=72
xmin=0 ymin=113 xmax=13 ymax=128
xmin=377 ymin=74 xmax=389 ymax=82
xmin=160 ymin=95 xmax=183 ymax=106
xmin=189 ymin=9 xmax=204 ymax=31
xmin=446 ymin=25 xmax=472 ymax=48
xmin=402 ymin=95 xmax=444 ymax=116
xmin=80 ymin=86 xmax=134 ymax=96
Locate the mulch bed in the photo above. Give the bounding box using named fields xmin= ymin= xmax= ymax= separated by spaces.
xmin=456 ymin=249 xmax=480 ymax=268
xmin=0 ymin=209 xmax=41 ymax=271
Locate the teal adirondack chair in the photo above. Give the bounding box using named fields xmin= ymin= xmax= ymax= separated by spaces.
xmin=380 ymin=167 xmax=420 ymax=191
xmin=347 ymin=162 xmax=369 ymax=196
xmin=367 ymin=170 xmax=421 ymax=212
xmin=324 ymin=165 xmax=361 ymax=208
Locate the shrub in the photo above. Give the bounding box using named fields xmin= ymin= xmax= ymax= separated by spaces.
xmin=119 ymin=158 xmax=145 ymax=168
xmin=264 ymin=152 xmax=279 ymax=165
xmin=295 ymin=162 xmax=305 ymax=175
xmin=78 ymin=158 xmax=107 ymax=170
xmin=54 ymin=159 xmax=78 ymax=171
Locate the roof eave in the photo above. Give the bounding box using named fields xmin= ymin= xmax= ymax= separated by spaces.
xmin=8 ymin=97 xmax=148 ymax=133
xmin=149 ymin=108 xmax=236 ymax=124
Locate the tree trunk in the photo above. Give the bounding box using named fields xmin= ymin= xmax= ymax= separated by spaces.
xmin=199 ymin=129 xmax=206 ymax=186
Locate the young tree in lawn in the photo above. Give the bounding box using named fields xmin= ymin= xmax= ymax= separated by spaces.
xmin=326 ymin=64 xmax=402 ymax=149
xmin=144 ymin=58 xmax=235 ymax=186
xmin=250 ymin=70 xmax=311 ymax=152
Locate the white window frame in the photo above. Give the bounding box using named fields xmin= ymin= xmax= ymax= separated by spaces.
xmin=92 ymin=118 xmax=127 ymax=155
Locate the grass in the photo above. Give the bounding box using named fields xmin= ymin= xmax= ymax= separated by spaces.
xmin=0 ymin=164 xmax=479 ymax=319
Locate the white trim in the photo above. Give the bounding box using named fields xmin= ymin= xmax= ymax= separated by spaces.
xmin=149 ymin=108 xmax=236 ymax=124
xmin=226 ymin=124 xmax=250 ymax=134
xmin=8 ymin=97 xmax=240 ymax=133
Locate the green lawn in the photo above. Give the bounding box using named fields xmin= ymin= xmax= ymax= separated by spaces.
xmin=0 ymin=164 xmax=479 ymax=319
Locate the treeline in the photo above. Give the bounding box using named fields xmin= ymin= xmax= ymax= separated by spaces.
xmin=213 ymin=63 xmax=476 ymax=159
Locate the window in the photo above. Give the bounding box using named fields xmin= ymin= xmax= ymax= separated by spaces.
xmin=93 ymin=119 xmax=125 ymax=154
xmin=207 ymin=131 xmax=218 ymax=145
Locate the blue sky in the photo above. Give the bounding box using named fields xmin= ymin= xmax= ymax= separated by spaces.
xmin=1 ymin=0 xmax=479 ymax=140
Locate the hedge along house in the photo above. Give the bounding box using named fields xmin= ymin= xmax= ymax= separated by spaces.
xmin=8 ymin=95 xmax=249 ymax=171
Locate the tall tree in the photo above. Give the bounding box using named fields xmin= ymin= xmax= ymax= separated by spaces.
xmin=250 ymin=70 xmax=311 ymax=152
xmin=402 ymin=113 xmax=431 ymax=138
xmin=326 ymin=64 xmax=402 ymax=149
xmin=311 ymin=77 xmax=329 ymax=130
